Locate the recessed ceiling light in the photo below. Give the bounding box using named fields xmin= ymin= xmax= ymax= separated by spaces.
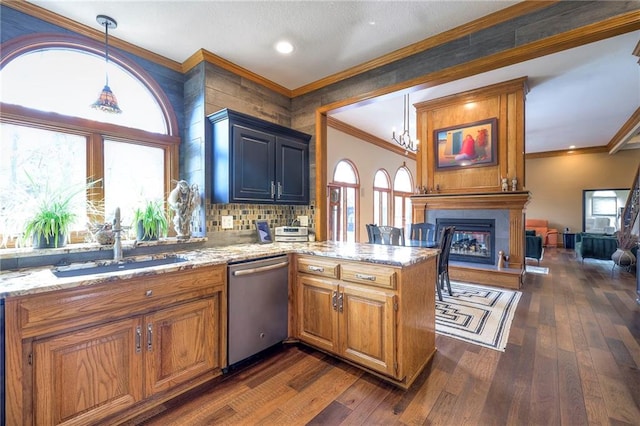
xmin=569 ymin=145 xmax=576 ymax=149
xmin=275 ymin=40 xmax=294 ymax=55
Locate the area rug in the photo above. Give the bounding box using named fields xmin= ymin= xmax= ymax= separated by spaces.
xmin=525 ymin=265 xmax=549 ymax=275
xmin=435 ymin=282 xmax=521 ymax=352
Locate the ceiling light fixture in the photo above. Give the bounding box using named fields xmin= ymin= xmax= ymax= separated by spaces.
xmin=91 ymin=15 xmax=122 ymax=114
xmin=275 ymin=40 xmax=294 ymax=55
xmin=391 ymin=94 xmax=418 ymax=152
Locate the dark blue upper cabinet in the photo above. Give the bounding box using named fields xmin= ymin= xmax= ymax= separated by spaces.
xmin=208 ymin=109 xmax=311 ymax=205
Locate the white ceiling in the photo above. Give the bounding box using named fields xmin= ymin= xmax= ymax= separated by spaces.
xmin=27 ymin=1 xmax=640 ymax=154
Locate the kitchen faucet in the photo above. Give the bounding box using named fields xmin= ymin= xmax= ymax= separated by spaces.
xmin=113 ymin=207 xmax=123 ymax=261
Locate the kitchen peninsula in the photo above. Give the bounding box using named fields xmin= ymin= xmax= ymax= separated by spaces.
xmin=1 ymin=241 xmax=438 ymax=425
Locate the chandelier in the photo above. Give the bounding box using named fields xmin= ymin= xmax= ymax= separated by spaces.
xmin=391 ymin=94 xmax=418 ymax=152
xmin=91 ymin=15 xmax=122 ymax=114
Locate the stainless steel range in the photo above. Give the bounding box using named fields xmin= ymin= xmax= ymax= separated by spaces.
xmin=227 ymin=255 xmax=289 ymax=367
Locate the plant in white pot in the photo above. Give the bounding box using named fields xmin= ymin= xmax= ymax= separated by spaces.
xmin=133 ymin=200 xmax=168 ymax=241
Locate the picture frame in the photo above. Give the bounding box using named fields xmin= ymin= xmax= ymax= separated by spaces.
xmin=255 ymin=220 xmax=273 ymax=244
xmin=434 ymin=118 xmax=498 ymax=170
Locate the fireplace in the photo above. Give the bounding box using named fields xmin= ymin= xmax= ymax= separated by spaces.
xmin=436 ymin=218 xmax=495 ymax=265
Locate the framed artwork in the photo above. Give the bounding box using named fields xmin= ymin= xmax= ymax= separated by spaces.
xmin=255 ymin=220 xmax=273 ymax=243
xmin=434 ymin=118 xmax=498 ymax=170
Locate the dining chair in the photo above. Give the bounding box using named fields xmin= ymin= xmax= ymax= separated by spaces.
xmin=409 ymin=222 xmax=436 ymax=244
xmin=377 ymin=226 xmax=405 ymax=246
xmin=365 ymin=224 xmax=381 ymax=244
xmin=436 ymin=226 xmax=455 ymax=301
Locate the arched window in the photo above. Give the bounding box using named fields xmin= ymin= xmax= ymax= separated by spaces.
xmin=393 ymin=166 xmax=414 ymax=231
xmin=0 ymin=36 xmax=179 ymax=247
xmin=373 ymin=169 xmax=391 ymax=226
xmin=329 ymin=160 xmax=359 ymax=243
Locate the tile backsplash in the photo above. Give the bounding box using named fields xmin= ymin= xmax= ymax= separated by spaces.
xmin=206 ymin=203 xmax=314 ymax=232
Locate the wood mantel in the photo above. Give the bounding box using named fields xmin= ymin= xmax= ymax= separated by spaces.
xmin=411 ymin=191 xmax=531 ymax=289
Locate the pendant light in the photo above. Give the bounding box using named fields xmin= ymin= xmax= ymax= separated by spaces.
xmin=91 ymin=15 xmax=122 ymax=114
xmin=391 ymin=94 xmax=418 ymax=152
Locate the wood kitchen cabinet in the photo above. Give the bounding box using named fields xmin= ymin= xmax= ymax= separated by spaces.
xmin=5 ymin=265 xmax=226 ymax=426
xmin=207 ymin=109 xmax=311 ymax=205
xmin=295 ymin=255 xmax=436 ymax=388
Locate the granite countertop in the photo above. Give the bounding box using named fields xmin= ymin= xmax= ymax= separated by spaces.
xmin=0 ymin=241 xmax=438 ymax=299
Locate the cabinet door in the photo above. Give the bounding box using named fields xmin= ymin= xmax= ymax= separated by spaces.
xmin=275 ymin=135 xmax=309 ymax=204
xmin=144 ymin=297 xmax=219 ymax=396
xmin=339 ymin=285 xmax=398 ymax=378
xmin=297 ymin=275 xmax=339 ymax=353
xmin=232 ymin=124 xmax=276 ymax=202
xmin=33 ymin=318 xmax=143 ymax=426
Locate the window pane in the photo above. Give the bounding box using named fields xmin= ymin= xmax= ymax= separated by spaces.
xmin=104 ymin=140 xmax=165 ymax=227
xmin=0 ymin=123 xmax=87 ymax=242
xmin=334 ymin=160 xmax=357 ymax=184
xmin=394 ymin=195 xmax=403 ymax=228
xmin=394 ymin=167 xmax=412 ymax=191
xmin=346 ymin=187 xmax=356 ymax=243
xmin=1 ymin=49 xmax=167 ymax=134
xmin=374 ymin=170 xmax=389 ymax=188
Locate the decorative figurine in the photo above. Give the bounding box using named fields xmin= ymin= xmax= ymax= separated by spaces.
xmin=511 ymin=177 xmax=518 ymax=192
xmin=501 ymin=178 xmax=508 ymax=192
xmin=168 ymin=180 xmax=201 ymax=239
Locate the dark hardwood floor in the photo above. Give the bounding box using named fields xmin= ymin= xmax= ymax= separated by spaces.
xmin=131 ymin=249 xmax=640 ymax=425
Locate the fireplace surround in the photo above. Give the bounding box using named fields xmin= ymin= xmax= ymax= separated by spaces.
xmin=411 ymin=192 xmax=531 ymax=289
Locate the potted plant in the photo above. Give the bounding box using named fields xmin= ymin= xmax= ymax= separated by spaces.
xmin=21 ymin=177 xmax=99 ymax=249
xmin=133 ymin=200 xmax=168 ymax=241
xmin=23 ymin=198 xmax=76 ymax=248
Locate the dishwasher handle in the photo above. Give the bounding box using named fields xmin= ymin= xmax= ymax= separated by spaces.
xmin=232 ymin=261 xmax=289 ymax=276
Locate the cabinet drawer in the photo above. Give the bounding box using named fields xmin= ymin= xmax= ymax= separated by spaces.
xmin=297 ymin=256 xmax=340 ymax=279
xmin=13 ymin=265 xmax=225 ymax=338
xmin=341 ymin=262 xmax=397 ymax=289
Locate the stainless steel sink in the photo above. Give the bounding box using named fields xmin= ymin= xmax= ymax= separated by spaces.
xmin=52 ymin=256 xmax=188 ymax=278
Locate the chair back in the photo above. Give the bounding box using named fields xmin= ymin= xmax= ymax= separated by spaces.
xmin=437 ymin=226 xmax=456 ymax=273
xmin=378 ymin=226 xmax=405 ymax=246
xmin=365 ymin=224 xmax=381 ymax=244
xmin=410 ymin=222 xmax=436 ymax=243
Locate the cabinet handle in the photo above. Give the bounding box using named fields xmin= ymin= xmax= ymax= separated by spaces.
xmin=338 ymin=292 xmax=344 ymax=313
xmin=270 ymin=181 xmax=275 ymax=198
xmin=277 ymin=182 xmax=282 ymax=199
xmin=308 ymin=265 xmax=324 ymax=272
xmin=147 ymin=323 xmax=153 ymax=352
xmin=135 ymin=326 xmax=142 ymax=353
xmin=355 ymin=273 xmax=376 ymax=281
xmin=332 ymin=290 xmax=338 ymax=310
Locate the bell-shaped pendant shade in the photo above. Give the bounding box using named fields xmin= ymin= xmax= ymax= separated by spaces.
xmin=91 ymin=15 xmax=122 ymax=114
xmin=91 ymin=84 xmax=122 ymax=114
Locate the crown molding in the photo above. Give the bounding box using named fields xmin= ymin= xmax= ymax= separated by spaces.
xmin=327 ymin=116 xmax=417 ymax=160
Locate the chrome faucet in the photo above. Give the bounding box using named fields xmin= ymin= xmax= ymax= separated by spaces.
xmin=113 ymin=207 xmax=123 ymax=261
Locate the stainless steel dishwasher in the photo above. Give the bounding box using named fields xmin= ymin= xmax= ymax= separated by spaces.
xmin=227 ymin=255 xmax=289 ymax=367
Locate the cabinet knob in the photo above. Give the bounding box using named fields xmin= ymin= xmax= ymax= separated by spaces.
xmin=145 ymin=290 xmax=153 ymax=297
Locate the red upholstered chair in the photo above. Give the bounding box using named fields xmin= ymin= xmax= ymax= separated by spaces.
xmin=525 ymin=219 xmax=559 ymax=247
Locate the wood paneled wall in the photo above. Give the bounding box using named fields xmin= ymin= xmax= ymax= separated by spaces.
xmin=415 ymin=78 xmax=528 ymax=194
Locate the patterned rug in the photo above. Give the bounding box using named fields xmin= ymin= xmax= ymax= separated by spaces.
xmin=435 ymin=281 xmax=521 ymax=352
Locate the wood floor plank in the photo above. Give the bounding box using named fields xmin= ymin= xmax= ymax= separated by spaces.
xmin=557 ymin=348 xmax=589 ymax=425
xmin=131 ymin=249 xmax=639 ymax=426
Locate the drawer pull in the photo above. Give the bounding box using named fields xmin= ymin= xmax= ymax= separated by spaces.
xmin=145 ymin=290 xmax=153 ymax=297
xmin=135 ymin=326 xmax=142 ymax=353
xmin=308 ymin=265 xmax=324 ymax=273
xmin=147 ymin=324 xmax=153 ymax=351
xmin=355 ymin=273 xmax=376 ymax=281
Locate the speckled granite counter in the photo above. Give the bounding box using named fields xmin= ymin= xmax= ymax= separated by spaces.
xmin=0 ymin=241 xmax=438 ymax=298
